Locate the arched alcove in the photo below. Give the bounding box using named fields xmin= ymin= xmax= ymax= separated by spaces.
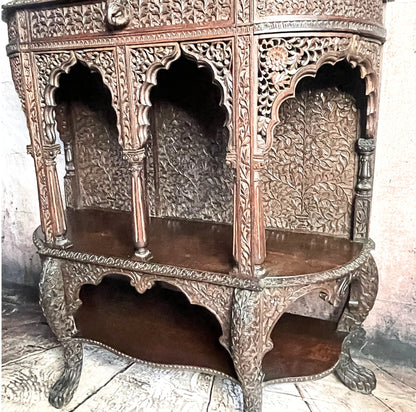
xmin=146 ymin=55 xmax=234 ymax=224
xmin=263 ymin=60 xmax=367 ymax=238
xmin=54 ymin=62 xmax=131 ymax=212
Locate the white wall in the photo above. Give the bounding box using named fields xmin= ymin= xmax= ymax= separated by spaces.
xmin=1 ymin=1 xmax=415 ymax=346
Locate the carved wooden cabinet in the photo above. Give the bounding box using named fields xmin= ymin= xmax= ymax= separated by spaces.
xmin=3 ymin=0 xmax=385 ymax=410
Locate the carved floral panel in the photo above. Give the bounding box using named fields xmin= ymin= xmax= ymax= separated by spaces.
xmin=69 ymin=103 xmax=131 ymax=211
xmin=29 ymin=0 xmax=232 ymax=40
xmin=263 ymin=87 xmax=358 ymax=236
xmin=148 ymin=101 xmax=233 ymax=223
xmin=255 ymin=0 xmax=383 ymax=24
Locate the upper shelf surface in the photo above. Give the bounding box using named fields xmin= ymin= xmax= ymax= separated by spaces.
xmin=64 ymin=208 xmax=362 ymax=277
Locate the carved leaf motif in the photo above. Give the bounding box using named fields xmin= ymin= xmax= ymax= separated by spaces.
xmin=255 ymin=0 xmax=383 ymax=24
xmin=257 ymin=36 xmax=352 ymax=145
xmin=263 ymin=87 xmax=357 ymax=236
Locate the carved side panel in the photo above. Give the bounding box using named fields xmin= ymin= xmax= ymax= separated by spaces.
xmin=263 ymin=87 xmax=358 ymax=236
xmin=70 ymin=103 xmax=131 ymax=211
xmin=254 ymin=0 xmax=384 ymax=24
xmin=258 ymin=36 xmax=352 ymax=146
xmin=149 ymin=102 xmax=233 ymax=223
xmin=9 ymin=55 xmax=25 ymax=111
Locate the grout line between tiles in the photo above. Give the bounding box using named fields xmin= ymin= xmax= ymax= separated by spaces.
xmin=369 ymin=359 xmax=416 ymax=391
xmin=370 ymin=393 xmax=395 ymax=411
xmin=294 ymin=384 xmax=314 ymax=412
xmin=69 ymin=361 xmax=136 ymax=412
xmin=205 ymin=375 xmax=215 ymax=412
xmin=2 ymin=345 xmax=61 ymax=367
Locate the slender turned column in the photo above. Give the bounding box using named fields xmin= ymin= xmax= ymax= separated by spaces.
xmin=252 ymin=162 xmax=266 ymax=271
xmin=124 ymin=149 xmax=152 ymax=261
xmin=28 ymin=143 xmax=72 ymax=248
xmin=353 ymin=138 xmax=376 ymax=241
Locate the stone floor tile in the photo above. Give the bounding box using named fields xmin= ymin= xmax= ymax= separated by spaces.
xmin=73 ymin=364 xmax=213 ymax=412
xmin=206 ymin=376 xmax=243 ymax=411
xmin=263 ymin=385 xmax=310 ymax=412
xmin=296 ymin=374 xmax=389 ymax=411
xmin=2 ymin=344 xmax=131 ymax=412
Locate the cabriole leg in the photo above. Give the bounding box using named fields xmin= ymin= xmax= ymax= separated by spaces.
xmin=39 ymin=257 xmax=83 ymax=408
xmin=231 ymin=289 xmax=264 ymax=411
xmin=335 ymin=255 xmax=378 ymax=393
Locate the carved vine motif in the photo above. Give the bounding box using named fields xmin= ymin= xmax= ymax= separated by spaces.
xmin=23 ymin=53 xmax=54 ymax=241
xmin=129 ymin=44 xmax=181 ymax=148
xmin=231 ymin=289 xmax=263 ymax=412
xmin=258 ymin=36 xmax=352 ymax=147
xmin=338 ymin=254 xmax=378 ymax=333
xmin=28 ymin=0 xmax=232 ymax=40
xmin=30 ymin=2 xmax=108 ymax=40
xmin=9 ymin=55 xmax=25 ymax=111
xmin=148 ymin=102 xmax=233 ymax=223
xmin=237 ymin=0 xmax=250 ymax=24
xmin=7 ymin=12 xmax=17 ymax=43
xmin=181 ymin=40 xmax=234 ymax=148
xmin=255 ymin=0 xmax=383 ymax=24
xmin=70 ymin=103 xmax=132 ymax=211
xmin=39 ymin=257 xmax=83 ymax=408
xmin=236 ymin=35 xmax=252 ymax=277
xmin=263 ymin=87 xmax=358 ymax=236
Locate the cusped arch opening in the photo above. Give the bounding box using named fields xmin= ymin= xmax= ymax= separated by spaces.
xmin=76 ymin=274 xmax=236 ymax=377
xmin=146 ymin=54 xmax=234 ymax=225
xmin=54 ymin=62 xmax=130 ymax=212
xmin=263 ymin=60 xmax=367 ymax=239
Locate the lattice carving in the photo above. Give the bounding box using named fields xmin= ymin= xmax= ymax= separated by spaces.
xmin=263 ymin=87 xmax=358 ymax=236
xmin=181 ymin=40 xmax=234 ymax=149
xmin=129 ymin=44 xmax=181 ymax=148
xmin=255 ymin=0 xmax=383 ymax=24
xmin=258 ymin=36 xmax=352 ymax=148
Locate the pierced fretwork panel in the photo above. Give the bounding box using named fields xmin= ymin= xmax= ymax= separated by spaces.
xmin=263 ymin=87 xmax=358 ymax=237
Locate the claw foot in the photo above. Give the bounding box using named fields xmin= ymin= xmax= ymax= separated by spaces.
xmin=49 ymin=361 xmax=82 ymax=408
xmin=335 ymin=327 xmax=376 ymax=394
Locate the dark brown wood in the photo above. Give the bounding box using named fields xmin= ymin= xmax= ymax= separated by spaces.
xmin=65 ymin=208 xmax=362 ymax=277
xmin=75 ymin=275 xmax=346 ymax=381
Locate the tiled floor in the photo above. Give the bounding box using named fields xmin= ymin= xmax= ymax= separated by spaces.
xmin=2 ymin=283 xmax=416 ymax=412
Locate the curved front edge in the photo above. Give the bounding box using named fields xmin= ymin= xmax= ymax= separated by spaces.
xmin=335 ymin=254 xmax=378 ymax=393
xmin=39 ymin=257 xmax=83 ymax=408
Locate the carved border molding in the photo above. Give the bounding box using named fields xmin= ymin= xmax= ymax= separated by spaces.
xmin=60 ymin=260 xmax=233 ymax=351
xmin=257 ymin=34 xmax=382 ymax=153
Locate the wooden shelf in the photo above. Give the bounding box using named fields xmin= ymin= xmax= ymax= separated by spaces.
xmin=75 ymin=275 xmax=347 ymax=381
xmin=66 ymin=208 xmax=362 ymax=277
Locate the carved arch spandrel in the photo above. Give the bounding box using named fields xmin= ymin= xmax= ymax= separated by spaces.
xmin=60 ymin=261 xmax=233 ymax=352
xmin=180 ymin=40 xmax=234 ymax=154
xmin=258 ymin=35 xmax=382 ymax=153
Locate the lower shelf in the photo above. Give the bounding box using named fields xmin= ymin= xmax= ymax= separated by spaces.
xmin=75 ymin=276 xmax=347 ymax=382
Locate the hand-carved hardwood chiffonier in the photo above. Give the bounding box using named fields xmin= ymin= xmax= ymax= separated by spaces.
xmin=3 ymin=0 xmax=385 ymax=410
